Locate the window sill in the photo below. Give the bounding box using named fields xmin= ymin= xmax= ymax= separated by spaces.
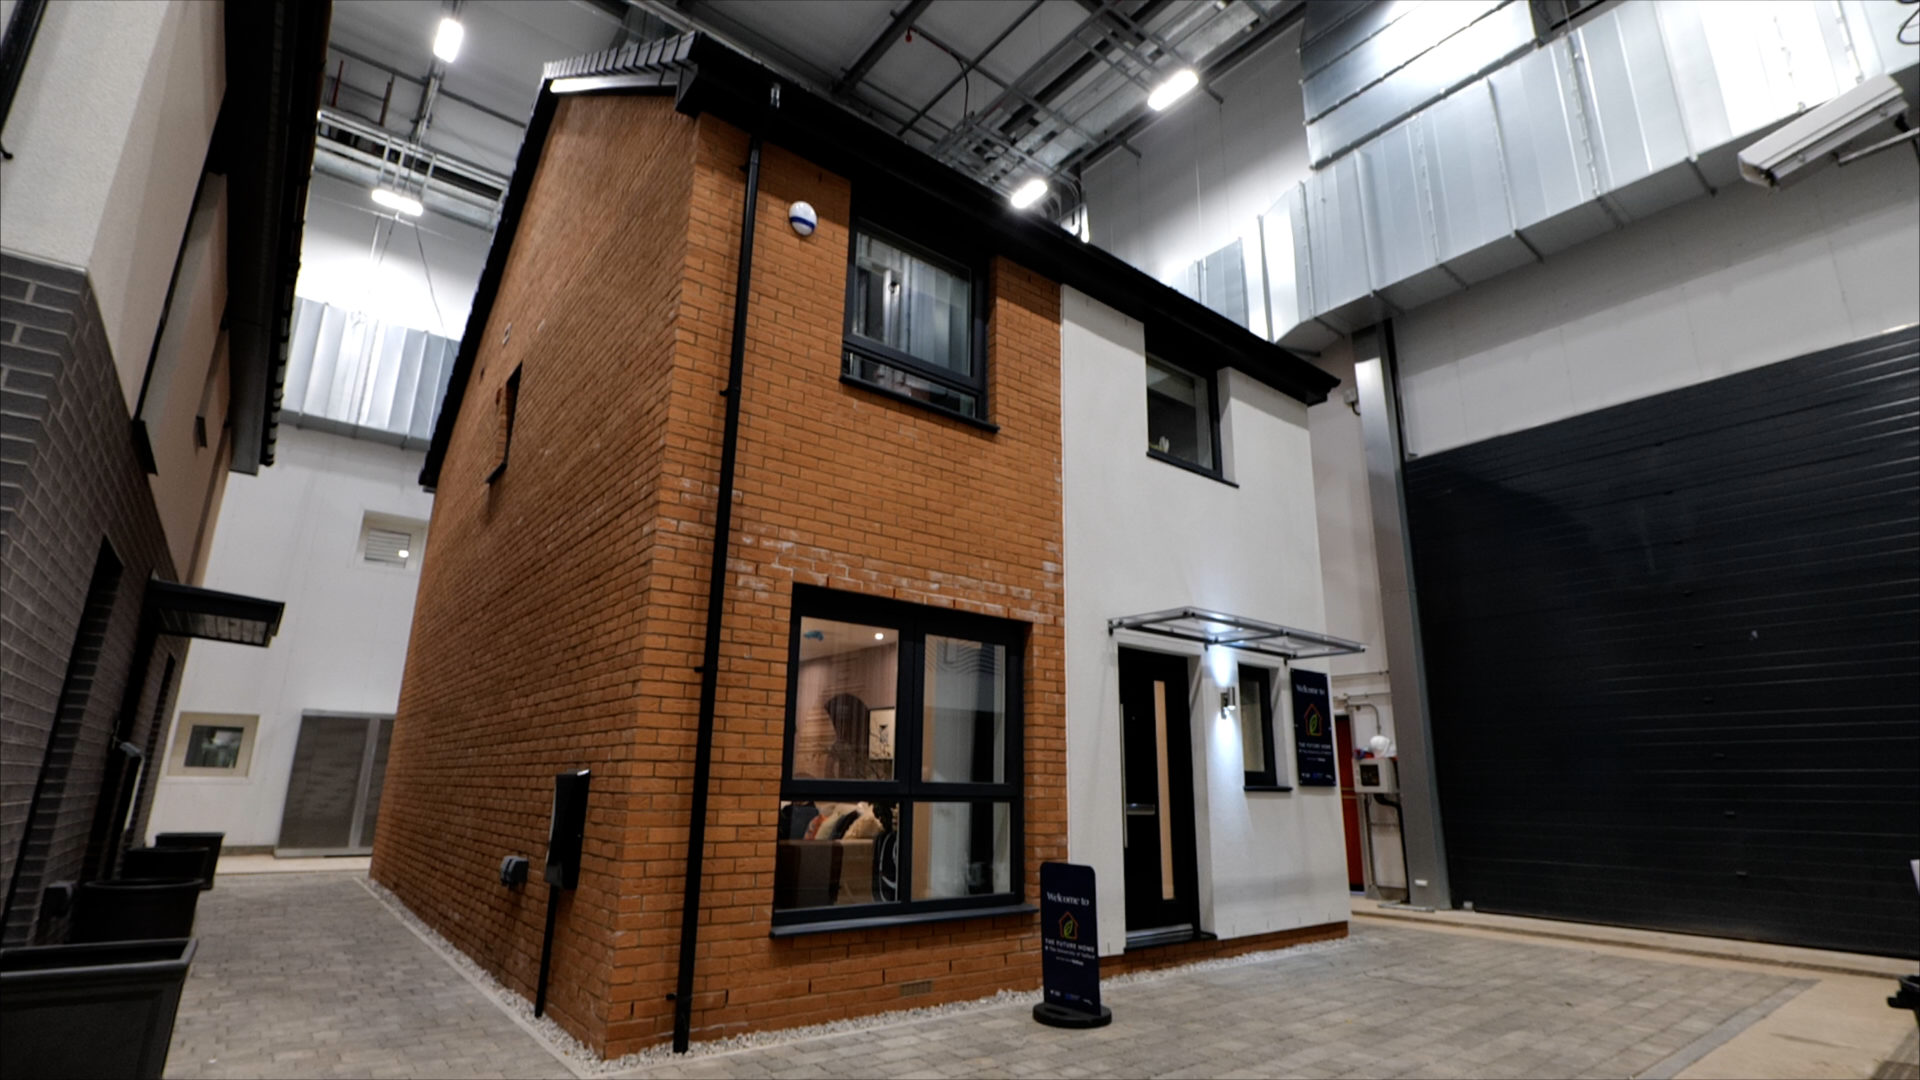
xmin=1146 ymin=449 xmax=1237 ymax=487
xmin=841 ymin=374 xmax=1000 ymax=433
xmin=770 ymin=902 xmax=1035 ymax=937
xmin=1243 ymin=784 xmax=1294 ymax=793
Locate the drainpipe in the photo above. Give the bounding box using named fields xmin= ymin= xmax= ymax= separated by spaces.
xmin=673 ymin=118 xmax=766 ymax=1054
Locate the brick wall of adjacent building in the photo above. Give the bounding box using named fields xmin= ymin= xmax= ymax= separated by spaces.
xmin=372 ymin=93 xmax=1068 ymax=1057
xmin=0 ymin=252 xmax=186 ymax=944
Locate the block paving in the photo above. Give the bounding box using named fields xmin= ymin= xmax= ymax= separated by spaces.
xmin=166 ymin=870 xmax=1814 ymax=1079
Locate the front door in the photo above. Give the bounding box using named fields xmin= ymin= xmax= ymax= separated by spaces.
xmin=1118 ymin=648 xmax=1199 ymax=938
xmin=1335 ymin=714 xmax=1365 ymax=891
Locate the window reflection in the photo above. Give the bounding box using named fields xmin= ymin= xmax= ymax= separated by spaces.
xmin=791 ymin=618 xmax=897 ymax=781
xmin=921 ymin=637 xmax=1006 ymax=784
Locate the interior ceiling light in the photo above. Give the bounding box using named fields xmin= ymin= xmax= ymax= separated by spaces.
xmin=371 ymin=187 xmax=424 ymax=216
xmin=1009 ymin=177 xmax=1049 ymax=209
xmin=1148 ymin=68 xmax=1200 ymax=111
xmin=433 ymin=16 xmax=464 ymax=63
xmin=874 ymin=632 xmax=885 ymax=640
xmin=397 ymin=548 xmax=411 ymax=559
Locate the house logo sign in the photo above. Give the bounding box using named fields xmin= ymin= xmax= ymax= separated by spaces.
xmin=1058 ymin=911 xmax=1079 ymax=941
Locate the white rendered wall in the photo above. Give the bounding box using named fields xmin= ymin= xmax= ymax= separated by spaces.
xmin=1394 ymin=148 xmax=1920 ymax=458
xmin=295 ymin=172 xmax=491 ymax=339
xmin=1082 ymin=25 xmax=1307 ymax=289
xmin=0 ymin=0 xmax=224 ymax=408
xmin=148 ymin=427 xmax=433 ymax=846
xmin=1061 ymin=285 xmax=1349 ymax=956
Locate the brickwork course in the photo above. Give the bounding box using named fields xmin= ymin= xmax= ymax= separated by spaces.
xmin=0 ymin=252 xmax=186 ymax=945
xmin=371 ymin=90 xmax=1079 ymax=1057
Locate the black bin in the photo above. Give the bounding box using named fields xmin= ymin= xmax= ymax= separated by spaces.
xmin=0 ymin=937 xmax=197 ymax=1079
xmin=153 ymin=832 xmax=224 ymax=890
xmin=71 ymin=880 xmax=202 ymax=943
xmin=118 ymin=847 xmax=207 ymax=887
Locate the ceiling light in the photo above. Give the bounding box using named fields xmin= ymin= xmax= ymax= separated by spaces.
xmin=1009 ymin=177 xmax=1048 ymax=209
xmin=433 ymin=16 xmax=464 ymax=63
xmin=396 ymin=549 xmax=411 ymax=560
xmin=874 ymin=632 xmax=886 ymax=640
xmin=1148 ymin=69 xmax=1199 ymax=111
xmin=370 ymin=187 xmax=424 ymax=216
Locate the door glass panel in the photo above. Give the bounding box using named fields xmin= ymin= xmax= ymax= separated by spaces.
xmin=773 ymin=799 xmax=899 ymax=911
xmin=1241 ymin=678 xmax=1267 ymax=772
xmin=356 ymin=718 xmax=394 ymax=847
xmin=921 ymin=637 xmax=1006 ymax=784
xmin=791 ymin=618 xmax=898 ymax=781
xmin=1154 ymin=679 xmax=1174 ymax=901
xmin=909 ymin=801 xmax=1011 ymax=899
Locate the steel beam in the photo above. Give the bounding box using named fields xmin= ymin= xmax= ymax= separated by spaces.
xmin=833 ymin=0 xmax=934 ymax=95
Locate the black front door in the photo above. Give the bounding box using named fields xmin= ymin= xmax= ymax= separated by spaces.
xmin=1118 ymin=648 xmax=1199 ymax=937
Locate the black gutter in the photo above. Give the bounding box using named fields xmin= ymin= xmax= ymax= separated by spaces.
xmin=0 ymin=0 xmax=47 ymax=146
xmin=672 ymin=115 xmax=766 ymax=1058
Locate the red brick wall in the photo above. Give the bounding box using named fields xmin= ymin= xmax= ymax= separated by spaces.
xmin=376 ymin=94 xmax=1068 ymax=1056
xmin=372 ymin=94 xmax=698 ymax=1048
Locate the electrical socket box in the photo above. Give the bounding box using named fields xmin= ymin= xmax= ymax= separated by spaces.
xmin=1355 ymin=757 xmax=1397 ymax=794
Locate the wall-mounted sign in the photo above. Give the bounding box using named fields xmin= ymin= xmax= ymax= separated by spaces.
xmin=1291 ymin=669 xmax=1335 ymax=787
xmin=1033 ymin=862 xmax=1112 ymax=1028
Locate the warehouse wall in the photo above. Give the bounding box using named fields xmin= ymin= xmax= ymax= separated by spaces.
xmin=1393 ymin=149 xmax=1920 ymax=457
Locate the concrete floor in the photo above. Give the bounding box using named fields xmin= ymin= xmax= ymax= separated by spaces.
xmin=163 ymin=869 xmax=1918 ymax=1080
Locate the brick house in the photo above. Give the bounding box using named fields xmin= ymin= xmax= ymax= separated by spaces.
xmin=373 ymin=33 xmax=1352 ymax=1058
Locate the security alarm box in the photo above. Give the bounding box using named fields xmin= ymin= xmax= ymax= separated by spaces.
xmin=1355 ymin=757 xmax=1397 ymax=794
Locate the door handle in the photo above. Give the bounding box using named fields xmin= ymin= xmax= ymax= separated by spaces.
xmin=1125 ymin=803 xmax=1157 ymax=816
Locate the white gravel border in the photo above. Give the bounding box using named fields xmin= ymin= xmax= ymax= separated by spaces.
xmin=361 ymin=875 xmax=1352 ymax=1076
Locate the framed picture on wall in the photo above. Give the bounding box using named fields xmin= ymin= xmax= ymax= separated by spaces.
xmin=869 ymin=707 xmax=896 ymax=762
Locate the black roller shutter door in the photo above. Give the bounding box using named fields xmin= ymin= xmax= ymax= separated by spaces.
xmin=1404 ymin=326 xmax=1919 ymax=958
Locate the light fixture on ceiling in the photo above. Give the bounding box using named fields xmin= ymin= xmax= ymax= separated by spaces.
xmin=1009 ymin=177 xmax=1048 ymax=209
xmin=1147 ymin=68 xmax=1199 ymax=112
xmin=433 ymin=16 xmax=464 ymax=63
xmin=397 ymin=548 xmax=411 ymax=560
xmin=370 ymin=187 xmax=424 ymax=216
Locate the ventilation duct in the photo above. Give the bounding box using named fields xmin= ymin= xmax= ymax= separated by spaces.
xmin=1172 ymin=0 xmax=1918 ymax=350
xmin=282 ymin=297 xmax=456 ymax=448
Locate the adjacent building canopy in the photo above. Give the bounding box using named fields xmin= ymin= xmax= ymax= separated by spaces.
xmin=1108 ymin=607 xmax=1364 ymax=661
xmin=146 ymin=581 xmax=285 ymax=647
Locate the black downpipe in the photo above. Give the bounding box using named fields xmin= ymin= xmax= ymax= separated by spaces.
xmin=673 ymin=130 xmax=763 ymax=1056
xmin=0 ymin=0 xmax=48 ymax=149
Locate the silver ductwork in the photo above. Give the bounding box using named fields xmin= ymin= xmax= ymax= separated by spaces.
xmin=1182 ymin=0 xmax=1919 ymax=351
xmin=310 ymin=109 xmax=508 ymax=232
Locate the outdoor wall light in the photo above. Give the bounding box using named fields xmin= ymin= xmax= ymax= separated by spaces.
xmin=1147 ymin=69 xmax=1199 ymax=111
xmin=370 ymin=187 xmax=424 ymax=216
xmin=1205 ymin=643 xmax=1236 ymax=689
xmin=1009 ymin=177 xmax=1048 ymax=209
xmin=433 ymin=17 xmax=465 ymax=63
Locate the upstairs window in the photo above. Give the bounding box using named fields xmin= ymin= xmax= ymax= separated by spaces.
xmin=1146 ymin=355 xmax=1220 ymax=477
xmin=843 ymin=223 xmax=987 ymax=422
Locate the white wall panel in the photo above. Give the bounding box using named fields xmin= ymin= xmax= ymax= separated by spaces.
xmin=1395 ymin=148 xmax=1920 ymax=457
xmin=1061 ymin=287 xmax=1347 ymax=955
xmin=148 ymin=428 xmax=434 ymax=846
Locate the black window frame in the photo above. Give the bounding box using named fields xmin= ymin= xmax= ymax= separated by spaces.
xmin=841 ymin=216 xmax=993 ymax=428
xmin=773 ymin=585 xmax=1028 ymax=933
xmin=1239 ymin=665 xmax=1289 ymax=791
xmin=1144 ymin=353 xmax=1228 ymax=483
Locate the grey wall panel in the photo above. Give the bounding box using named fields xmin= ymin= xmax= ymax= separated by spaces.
xmin=1307 ymin=0 xmax=1535 ymax=166
xmin=1304 ymin=0 xmax=1505 ymax=121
